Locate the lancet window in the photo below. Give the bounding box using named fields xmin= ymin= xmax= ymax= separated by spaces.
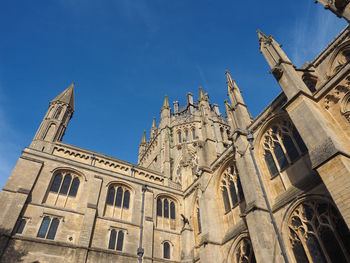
xmin=37 ymin=216 xmax=60 ymax=240
xmin=288 ymin=200 xmax=350 ymax=263
xmin=234 ymin=238 xmax=256 ymax=263
xmin=106 ymin=185 xmax=131 ymax=209
xmin=262 ymin=119 xmax=307 ymax=178
xmin=108 ymin=229 xmax=124 ymax=251
xmin=163 ymin=241 xmax=171 ymax=259
xmin=220 ymin=165 xmax=245 ymax=213
xmin=46 ymin=171 xmax=81 ymax=208
xmin=157 ymin=197 xmax=176 ymax=219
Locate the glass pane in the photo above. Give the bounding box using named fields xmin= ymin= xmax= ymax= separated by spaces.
xmin=108 ymin=229 xmax=117 ymax=249
xmin=123 ymin=190 xmax=130 ymax=209
xmin=306 ymin=234 xmax=327 ymax=263
xmin=192 ymin=129 xmax=196 ymax=140
xmin=319 ymin=226 xmax=348 ymax=263
xmin=37 ymin=216 xmax=51 ymax=238
xmin=178 ymin=132 xmax=182 ymax=143
xmin=164 ymin=199 xmax=169 ymax=218
xmin=115 ymin=187 xmax=123 ymax=207
xmin=265 ymin=150 xmax=279 ymax=177
xmin=116 ymin=231 xmax=124 ymax=251
xmin=273 ymin=143 xmax=289 ymax=170
xmin=54 ymin=107 xmax=62 ymax=119
xmin=197 ymin=208 xmax=202 ymax=233
xmin=106 ymin=188 xmax=115 ymax=205
xmin=237 ymin=176 xmax=245 ymax=201
xmin=59 ymin=174 xmax=72 ymax=194
xmin=157 ymin=199 xmax=162 ymax=217
xmin=163 ymin=242 xmax=170 ymax=259
xmin=229 ymin=181 xmax=238 ymax=206
xmin=68 ymin=177 xmax=80 ymax=197
xmin=222 ymin=187 xmax=231 ymax=213
xmin=50 ymin=173 xmax=62 ymax=193
xmin=47 ymin=218 xmax=59 ymax=240
xmin=16 ymin=219 xmax=26 ymax=234
xmin=293 ymin=127 xmax=308 ymax=154
xmin=170 ymin=202 xmax=175 ymax=219
xmin=282 ymin=135 xmax=299 ymax=162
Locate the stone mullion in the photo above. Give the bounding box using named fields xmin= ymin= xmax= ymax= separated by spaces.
xmin=276 ymin=130 xmax=292 ymax=164
xmin=54 ymin=172 xmax=66 ymax=206
xmin=63 ymin=175 xmax=74 ymax=208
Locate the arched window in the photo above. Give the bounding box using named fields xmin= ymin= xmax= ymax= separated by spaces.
xmin=234 ymin=238 xmax=256 ymax=263
xmin=163 ymin=242 xmax=170 ymax=259
xmin=54 ymin=107 xmax=62 ymax=119
xmin=185 ymin=130 xmax=189 ymax=141
xmin=192 ymin=128 xmax=196 ymax=140
xmin=262 ymin=119 xmax=308 ymax=177
xmin=178 ymin=131 xmax=182 ymax=144
xmin=47 ymin=171 xmax=81 ymax=208
xmin=157 ymin=197 xmax=177 ymax=230
xmin=106 ymin=185 xmax=132 ymax=209
xmin=288 ymin=200 xmax=350 ymax=263
xmin=37 ymin=216 xmax=60 ymax=240
xmin=220 ymin=165 xmax=244 ymax=214
xmin=170 ymin=201 xmax=176 ymax=219
xmin=108 ymin=229 xmax=124 ymax=251
xmin=164 ymin=199 xmax=169 ymax=218
xmin=157 ymin=199 xmax=163 ymax=216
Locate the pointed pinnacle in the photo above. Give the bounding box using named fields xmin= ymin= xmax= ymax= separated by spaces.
xmin=225 ymin=70 xmax=235 ymax=86
xmin=151 ymin=117 xmax=156 ymax=129
xmin=51 ymin=82 xmax=75 ymax=110
xmin=257 ymin=29 xmax=268 ymax=42
xmin=162 ymin=95 xmax=170 ymax=109
xmin=141 ymin=130 xmax=147 ymax=143
xmin=198 ymin=86 xmax=205 ymax=101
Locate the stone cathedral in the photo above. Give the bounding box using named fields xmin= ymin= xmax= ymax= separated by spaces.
xmin=1 ymin=3 xmax=350 ymax=263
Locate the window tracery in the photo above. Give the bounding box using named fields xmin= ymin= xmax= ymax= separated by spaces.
xmin=288 ymin=200 xmax=350 ymax=263
xmin=220 ymin=165 xmax=245 ymax=213
xmin=262 ymin=119 xmax=307 ymax=178
xmin=156 ymin=197 xmax=176 ymax=230
xmin=105 ymin=185 xmax=132 ymax=219
xmin=234 ymin=238 xmax=256 ymax=263
xmin=46 ymin=171 xmax=81 ymax=208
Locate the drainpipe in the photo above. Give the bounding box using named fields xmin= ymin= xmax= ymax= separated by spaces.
xmin=137 ymin=185 xmax=147 ymax=263
xmin=245 ymin=131 xmax=290 ymax=263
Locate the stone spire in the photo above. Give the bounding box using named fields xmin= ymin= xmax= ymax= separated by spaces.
xmin=140 ymin=130 xmax=147 ymax=144
xmin=257 ymin=30 xmax=311 ymax=100
xmin=225 ymin=70 xmax=244 ymax=105
xmin=51 ymin=82 xmax=75 ymax=111
xmin=162 ymin=95 xmax=170 ymax=109
xmin=151 ymin=117 xmax=157 ymax=138
xmin=30 ymin=83 xmax=75 ymax=153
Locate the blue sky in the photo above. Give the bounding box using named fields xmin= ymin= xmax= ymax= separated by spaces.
xmin=0 ymin=0 xmax=346 ymax=189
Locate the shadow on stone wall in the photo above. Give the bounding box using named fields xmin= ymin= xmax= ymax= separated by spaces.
xmin=0 ymin=228 xmax=28 ymax=263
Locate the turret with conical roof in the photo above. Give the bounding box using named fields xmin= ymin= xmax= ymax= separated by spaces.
xmin=30 ymin=83 xmax=75 ymax=153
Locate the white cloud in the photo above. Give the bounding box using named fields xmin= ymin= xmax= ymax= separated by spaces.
xmin=290 ymin=3 xmax=347 ymax=67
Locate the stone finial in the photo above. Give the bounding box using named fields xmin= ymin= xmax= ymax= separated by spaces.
xmin=151 ymin=117 xmax=156 ymax=129
xmin=198 ymin=87 xmax=208 ymax=102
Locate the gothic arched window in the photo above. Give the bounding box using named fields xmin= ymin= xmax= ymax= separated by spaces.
xmin=37 ymin=216 xmax=60 ymax=240
xmin=156 ymin=197 xmax=177 ymax=230
xmin=46 ymin=171 xmax=81 ymax=208
xmin=192 ymin=128 xmax=196 ymax=140
xmin=163 ymin=242 xmax=170 ymax=259
xmin=108 ymin=229 xmax=124 ymax=251
xmin=220 ymin=165 xmax=245 ymax=214
xmin=262 ymin=119 xmax=308 ymax=177
xmin=178 ymin=131 xmax=182 ymax=144
xmin=288 ymin=200 xmax=350 ymax=263
xmin=234 ymin=238 xmax=256 ymax=263
xmin=105 ymin=185 xmax=132 ymax=219
xmin=53 ymin=106 xmax=62 ymax=119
